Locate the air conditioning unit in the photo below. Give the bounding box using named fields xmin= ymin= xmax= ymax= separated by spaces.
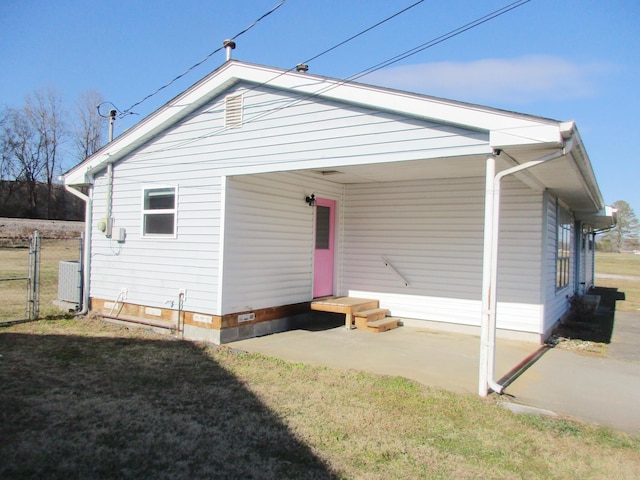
xmin=58 ymin=260 xmax=82 ymax=307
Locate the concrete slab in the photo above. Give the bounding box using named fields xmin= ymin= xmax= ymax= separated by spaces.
xmin=228 ymin=313 xmax=640 ymax=434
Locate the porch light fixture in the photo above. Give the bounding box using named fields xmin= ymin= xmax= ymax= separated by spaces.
xmin=305 ymin=194 xmax=316 ymax=206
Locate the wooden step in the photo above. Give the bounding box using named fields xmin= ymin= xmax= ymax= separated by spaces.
xmin=311 ymin=297 xmax=380 ymax=329
xmin=363 ymin=317 xmax=400 ymax=333
xmin=353 ymin=308 xmax=389 ymax=330
xmin=353 ymin=308 xmax=389 ymax=321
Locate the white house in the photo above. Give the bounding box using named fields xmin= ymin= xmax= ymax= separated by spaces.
xmin=64 ymin=60 xmax=614 ymax=392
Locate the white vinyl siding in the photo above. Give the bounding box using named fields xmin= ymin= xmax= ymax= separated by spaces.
xmin=342 ymin=175 xmax=544 ymax=332
xmin=221 ymin=172 xmax=343 ymax=313
xmin=88 ymin=80 xmax=552 ymax=337
xmin=90 ymin=170 xmax=222 ymax=314
xmin=131 ymin=83 xmax=489 ymax=174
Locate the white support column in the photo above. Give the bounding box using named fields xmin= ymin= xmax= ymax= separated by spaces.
xmin=479 ymin=155 xmax=495 ymax=396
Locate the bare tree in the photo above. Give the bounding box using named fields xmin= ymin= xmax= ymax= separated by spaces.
xmin=0 ymin=106 xmax=46 ymax=216
xmin=0 ymin=86 xmax=105 ymax=219
xmin=73 ymin=90 xmax=106 ymax=162
xmin=24 ymin=87 xmax=68 ymax=218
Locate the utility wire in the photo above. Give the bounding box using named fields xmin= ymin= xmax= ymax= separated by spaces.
xmin=145 ymin=0 xmax=533 ymax=156
xmin=114 ymin=0 xmax=429 ymax=155
xmin=104 ymin=0 xmax=532 ymax=168
xmin=350 ymin=0 xmax=531 ymax=82
xmin=230 ymin=0 xmax=533 ymax=136
xmin=117 ymin=0 xmax=287 ymax=118
xmin=303 ymin=0 xmax=425 ymax=65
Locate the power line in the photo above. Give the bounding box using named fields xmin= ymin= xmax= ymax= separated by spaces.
xmin=351 ymin=0 xmax=532 ymax=82
xmin=109 ymin=1 xmax=430 ymax=155
xmin=117 ymin=0 xmax=287 ymax=118
xmin=101 ymin=0 xmax=533 ymax=169
xmin=302 ymin=0 xmax=425 ymax=65
xmin=147 ymin=0 xmax=532 ymax=157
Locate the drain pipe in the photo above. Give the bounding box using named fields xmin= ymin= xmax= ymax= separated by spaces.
xmin=64 ymin=180 xmax=93 ymax=315
xmin=479 ymin=137 xmax=575 ymax=396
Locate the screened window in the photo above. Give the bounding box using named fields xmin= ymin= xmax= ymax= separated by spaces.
xmin=556 ymin=205 xmax=572 ymax=290
xmin=142 ymin=187 xmax=176 ymax=237
xmin=315 ymin=206 xmax=330 ymax=249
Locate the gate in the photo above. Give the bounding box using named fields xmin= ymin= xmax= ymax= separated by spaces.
xmin=0 ymin=231 xmax=41 ymax=323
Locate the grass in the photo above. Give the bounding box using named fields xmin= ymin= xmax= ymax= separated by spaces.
xmin=0 ymin=246 xmax=31 ymax=321
xmin=595 ymin=252 xmax=640 ymax=312
xmin=0 ymin=238 xmax=80 ymax=322
xmin=1 ymin=318 xmax=639 ymax=479
xmin=596 ymin=252 xmax=640 ymax=278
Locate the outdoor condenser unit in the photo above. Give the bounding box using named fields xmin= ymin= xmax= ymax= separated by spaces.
xmin=58 ymin=260 xmax=82 ymax=307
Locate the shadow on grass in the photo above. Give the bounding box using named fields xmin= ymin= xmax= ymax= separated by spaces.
xmin=0 ymin=333 xmax=340 ymax=480
xmin=555 ymin=287 xmax=625 ymax=344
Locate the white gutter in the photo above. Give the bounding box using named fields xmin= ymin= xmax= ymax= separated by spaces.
xmin=479 ymin=136 xmax=575 ymax=396
xmin=64 ymin=182 xmax=93 ymax=315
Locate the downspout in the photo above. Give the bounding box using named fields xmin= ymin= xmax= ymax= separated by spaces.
xmin=479 ymin=137 xmax=575 ymax=396
xmin=65 ymin=179 xmax=93 ymax=315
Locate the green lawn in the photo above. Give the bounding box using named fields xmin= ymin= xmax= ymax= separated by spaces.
xmin=1 ymin=318 xmax=638 ymax=479
xmin=595 ymin=252 xmax=640 ymax=312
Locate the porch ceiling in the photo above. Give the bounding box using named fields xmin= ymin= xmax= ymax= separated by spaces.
xmin=296 ymin=149 xmax=601 ymax=213
xmin=300 ymin=155 xmax=488 ymax=184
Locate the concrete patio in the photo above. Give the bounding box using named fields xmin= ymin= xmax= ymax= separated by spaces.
xmin=229 ymin=312 xmax=640 ymax=435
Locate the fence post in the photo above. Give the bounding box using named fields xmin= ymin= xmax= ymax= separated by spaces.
xmin=28 ymin=231 xmax=41 ymax=320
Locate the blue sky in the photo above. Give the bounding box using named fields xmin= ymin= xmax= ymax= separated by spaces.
xmin=1 ymin=0 xmax=638 ymax=215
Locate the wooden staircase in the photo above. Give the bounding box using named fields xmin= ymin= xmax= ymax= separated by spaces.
xmin=310 ymin=297 xmax=400 ymax=332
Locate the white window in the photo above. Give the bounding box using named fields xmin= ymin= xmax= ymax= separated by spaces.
xmin=142 ymin=187 xmax=177 ymax=237
xmin=556 ymin=205 xmax=572 ymax=290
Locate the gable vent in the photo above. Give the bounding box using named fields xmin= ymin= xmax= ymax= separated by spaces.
xmin=225 ymin=94 xmax=243 ymax=128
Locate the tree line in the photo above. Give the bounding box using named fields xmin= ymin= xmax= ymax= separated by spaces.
xmin=597 ymin=200 xmax=640 ymax=253
xmin=0 ymin=87 xmax=106 ymax=220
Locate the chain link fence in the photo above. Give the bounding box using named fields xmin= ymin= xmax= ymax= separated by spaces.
xmin=0 ymin=218 xmax=83 ymax=323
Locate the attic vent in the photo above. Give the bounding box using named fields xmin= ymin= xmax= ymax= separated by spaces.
xmin=225 ymin=94 xmax=243 ymax=128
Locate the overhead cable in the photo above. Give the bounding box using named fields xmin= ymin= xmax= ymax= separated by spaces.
xmin=151 ymin=0 xmax=533 ymax=156
xmin=351 ymin=0 xmax=532 ymax=82
xmin=117 ymin=0 xmax=287 ymax=118
xmin=104 ymin=0 xmax=532 ymax=165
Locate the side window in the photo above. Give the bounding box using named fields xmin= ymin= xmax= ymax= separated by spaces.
xmin=556 ymin=205 xmax=572 ymax=290
xmin=142 ymin=187 xmax=177 ymax=237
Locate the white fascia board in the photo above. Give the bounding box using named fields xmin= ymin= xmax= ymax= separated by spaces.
xmin=235 ymin=62 xmax=564 ymax=145
xmin=568 ymin=125 xmax=604 ymax=211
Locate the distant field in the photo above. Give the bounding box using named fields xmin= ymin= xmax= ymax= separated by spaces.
xmin=595 ymin=253 xmax=640 ymax=312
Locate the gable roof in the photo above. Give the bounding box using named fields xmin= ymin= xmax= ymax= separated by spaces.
xmin=64 ymin=60 xmax=606 ymax=214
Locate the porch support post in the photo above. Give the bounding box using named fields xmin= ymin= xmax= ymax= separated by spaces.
xmin=478 ymin=138 xmax=574 ymax=397
xmin=479 ymin=155 xmax=496 ymax=397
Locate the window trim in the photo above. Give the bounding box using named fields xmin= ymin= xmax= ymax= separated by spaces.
xmin=556 ymin=204 xmax=572 ymax=291
xmin=141 ymin=185 xmax=178 ymax=238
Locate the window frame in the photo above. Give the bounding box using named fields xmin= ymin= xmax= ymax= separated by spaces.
xmin=141 ymin=185 xmax=178 ymax=238
xmin=556 ymin=204 xmax=573 ymax=291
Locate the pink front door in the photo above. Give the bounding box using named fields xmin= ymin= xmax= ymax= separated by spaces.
xmin=313 ymin=198 xmax=335 ymax=298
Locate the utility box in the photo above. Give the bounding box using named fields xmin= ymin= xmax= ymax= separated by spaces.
xmin=58 ymin=260 xmax=82 ymax=307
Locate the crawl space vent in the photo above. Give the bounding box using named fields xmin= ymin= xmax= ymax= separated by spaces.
xmin=225 ymin=94 xmax=243 ymax=128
